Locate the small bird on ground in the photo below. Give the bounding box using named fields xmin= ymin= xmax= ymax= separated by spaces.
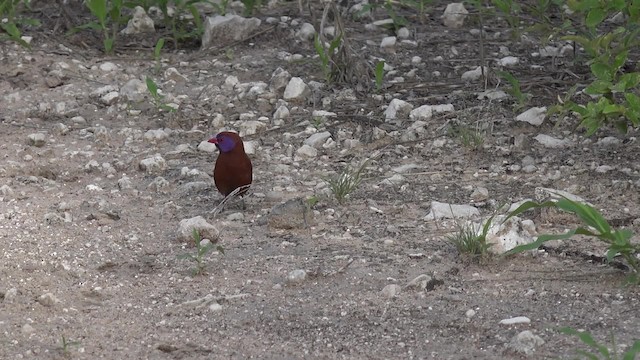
xmin=208 ymin=131 xmax=253 ymax=200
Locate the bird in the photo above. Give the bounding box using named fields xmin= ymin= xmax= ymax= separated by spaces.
xmin=208 ymin=131 xmax=252 ymax=200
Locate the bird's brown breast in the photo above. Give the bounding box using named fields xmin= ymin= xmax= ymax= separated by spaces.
xmin=213 ymin=150 xmax=252 ymax=196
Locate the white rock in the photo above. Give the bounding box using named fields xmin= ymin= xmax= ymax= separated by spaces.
xmin=283 ymin=77 xmax=311 ymax=101
xmin=295 ymin=144 xmax=318 ymax=158
xmin=273 ymin=105 xmax=290 ymax=120
xmin=201 ymin=14 xmax=261 ymax=49
xmin=380 ymin=36 xmax=397 ymax=50
xmin=177 ymin=216 xmax=220 ymax=242
xmin=198 ymin=140 xmax=217 ymax=153
xmin=409 ymin=105 xmax=433 ymax=120
xmin=471 ymin=187 xmax=489 ymax=202
xmin=139 ymin=154 xmax=167 ymax=174
xmin=516 ymin=107 xmax=547 ymax=126
xmin=397 ymin=27 xmax=410 ymax=39
xmin=27 ymin=133 xmax=46 ymax=147
xmin=270 ymin=67 xmax=291 ymax=92
xmin=596 ymin=165 xmax=614 ymax=173
xmin=384 ymin=98 xmax=413 ymax=122
xmin=498 ymin=56 xmax=519 ymax=67
xmin=304 ymin=132 xmax=332 ymax=148
xmin=392 ymin=163 xmax=419 ymax=173
xmin=99 ymin=62 xmax=118 ymax=72
xmin=510 ymin=330 xmax=545 ymax=356
xmin=287 ymin=269 xmax=307 ymax=284
xmin=484 ymin=215 xmax=537 ymax=254
xmin=597 ymin=136 xmax=622 ymax=146
xmin=534 ymin=187 xmax=588 ymax=204
xmin=442 ymin=3 xmax=469 ymax=28
xmin=461 ymin=66 xmax=488 ymax=81
xmin=121 ymin=6 xmax=155 ymax=34
xmin=164 ymin=67 xmax=187 ymax=83
xmin=243 ymin=140 xmax=256 ymax=155
xmin=499 ymin=316 xmax=531 ymax=325
xmin=381 ymin=174 xmax=406 ymax=186
xmin=38 ymin=293 xmax=60 ymax=307
xmin=239 ymin=120 xmax=267 ymax=136
xmin=143 ymin=129 xmax=169 ymax=142
xmin=381 ymin=284 xmax=402 ymax=298
xmin=477 ymin=89 xmax=508 ymax=100
xmin=101 ymin=91 xmax=119 ymax=105
xmin=296 ymin=22 xmax=316 ymax=41
xmin=425 ymin=201 xmax=480 ymax=220
xmin=120 ymin=79 xmax=147 ymax=102
xmin=533 ymin=134 xmax=572 ymax=148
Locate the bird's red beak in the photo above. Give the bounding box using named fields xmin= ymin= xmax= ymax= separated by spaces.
xmin=208 ymin=138 xmax=218 ymax=144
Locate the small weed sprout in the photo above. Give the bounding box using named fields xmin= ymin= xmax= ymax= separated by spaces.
xmin=374 ymin=60 xmax=385 ymax=92
xmin=77 ymin=0 xmax=124 ymax=54
xmin=145 ymin=76 xmax=175 ymax=112
xmin=311 ymin=116 xmax=325 ymax=129
xmin=153 ymin=38 xmax=165 ymax=73
xmin=449 ymin=124 xmax=485 ymax=149
xmin=326 ymin=159 xmax=369 ymax=204
xmin=59 ymin=335 xmax=81 ymax=355
xmin=497 ymin=70 xmax=530 ymax=109
xmin=560 ymin=327 xmax=640 ymax=360
xmin=448 ymin=215 xmax=494 ymax=258
xmin=178 ymin=229 xmax=224 ymax=276
xmin=314 ymin=34 xmax=343 ymax=83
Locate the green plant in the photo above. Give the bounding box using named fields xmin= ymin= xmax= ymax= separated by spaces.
xmin=0 ymin=0 xmax=40 ymax=48
xmin=497 ymin=70 xmax=530 ymax=108
xmin=153 ymin=37 xmax=165 ymax=73
xmin=314 ymin=34 xmax=343 ymax=83
xmin=560 ymin=326 xmax=640 ymax=360
xmin=532 ymin=0 xmax=640 ymax=135
xmin=310 ymin=116 xmax=325 ymax=129
xmin=374 ymin=60 xmax=385 ymax=92
xmin=145 ymin=76 xmax=175 ymax=112
xmin=505 ymin=197 xmax=640 ymax=284
xmin=326 ymin=159 xmax=369 ymax=204
xmin=59 ymin=335 xmax=81 ymax=355
xmin=155 ymin=0 xmax=207 ymax=49
xmin=78 ymin=0 xmax=125 ymax=54
xmin=492 ymin=0 xmax=521 ymax=29
xmin=306 ymin=195 xmax=319 ymax=208
xmin=449 ymin=124 xmax=485 ymax=149
xmin=241 ymin=0 xmax=261 ymax=16
xmin=178 ymin=229 xmax=223 ymax=276
xmin=448 ymin=215 xmax=494 ymax=258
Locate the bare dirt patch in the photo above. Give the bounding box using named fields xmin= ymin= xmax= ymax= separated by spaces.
xmin=1 ymin=1 xmax=639 ymax=359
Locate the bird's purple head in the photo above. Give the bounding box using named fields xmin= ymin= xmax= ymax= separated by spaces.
xmin=208 ymin=132 xmax=241 ymax=153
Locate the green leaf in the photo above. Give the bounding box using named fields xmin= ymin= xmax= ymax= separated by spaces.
xmin=559 ymin=327 xmax=611 ymax=357
xmin=584 ymin=80 xmax=612 ymax=95
xmin=504 ymin=230 xmax=578 ymax=255
xmin=103 ymin=38 xmax=114 ymax=53
xmin=585 ymin=8 xmax=606 ymax=28
xmin=613 ymin=73 xmax=640 ymax=92
xmin=590 ymin=63 xmax=612 ymax=82
xmin=0 ymin=22 xmax=22 ymax=39
xmin=86 ymin=0 xmax=108 ymax=23
xmin=625 ymin=92 xmax=640 ymax=111
xmin=613 ymin=50 xmax=629 ymax=70
xmin=154 ymin=38 xmax=165 ymax=57
xmin=556 ymin=198 xmax=611 ymax=234
xmin=623 ymin=340 xmax=640 ymax=360
xmin=145 ymin=76 xmax=159 ymax=97
xmin=602 ymin=104 xmax=623 ymax=114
